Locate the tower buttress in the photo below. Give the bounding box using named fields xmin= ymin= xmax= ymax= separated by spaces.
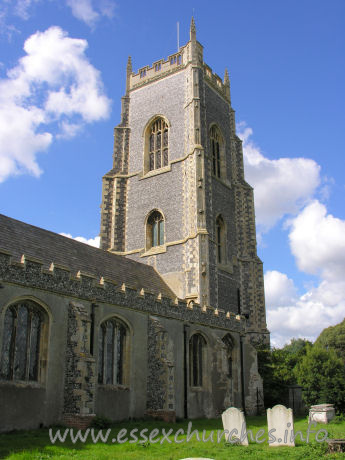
xmin=100 ymin=21 xmax=269 ymax=342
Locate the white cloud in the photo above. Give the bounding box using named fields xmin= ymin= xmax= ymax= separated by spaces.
xmin=288 ymin=200 xmax=345 ymax=281
xmin=66 ymin=0 xmax=99 ymax=27
xmin=264 ymin=270 xmax=297 ymax=309
xmin=0 ymin=26 xmax=111 ymax=182
xmin=265 ymin=271 xmax=345 ymax=347
xmin=238 ymin=122 xmax=321 ymax=232
xmin=66 ymin=0 xmax=116 ymax=27
xmin=60 ymin=232 xmax=100 ymax=248
xmin=266 ymin=204 xmax=345 ymax=346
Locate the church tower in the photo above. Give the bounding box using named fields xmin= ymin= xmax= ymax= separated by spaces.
xmin=100 ymin=19 xmax=269 ymax=345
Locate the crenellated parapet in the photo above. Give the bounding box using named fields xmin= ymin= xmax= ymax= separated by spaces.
xmin=0 ymin=250 xmax=245 ymax=332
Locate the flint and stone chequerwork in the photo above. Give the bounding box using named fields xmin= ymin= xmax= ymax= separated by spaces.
xmin=0 ymin=20 xmax=269 ymax=432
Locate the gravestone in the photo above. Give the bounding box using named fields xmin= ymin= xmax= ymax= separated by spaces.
xmin=309 ymin=404 xmax=335 ymax=424
xmin=221 ymin=407 xmax=248 ymax=445
xmin=267 ymin=404 xmax=295 ymax=447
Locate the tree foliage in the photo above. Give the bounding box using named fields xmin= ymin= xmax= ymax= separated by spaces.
xmin=257 ymin=338 xmax=311 ymax=408
xmin=315 ymin=317 xmax=345 ymax=360
xmin=258 ymin=324 xmax=345 ymax=413
xmin=295 ymin=346 xmax=345 ymax=413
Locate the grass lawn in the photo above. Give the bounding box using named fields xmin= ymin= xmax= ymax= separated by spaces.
xmin=0 ymin=416 xmax=344 ymax=459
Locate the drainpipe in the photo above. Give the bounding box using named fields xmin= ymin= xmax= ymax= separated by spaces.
xmin=237 ymin=288 xmax=241 ymax=315
xmin=90 ymin=303 xmax=97 ymax=355
xmin=240 ymin=335 xmax=246 ymax=415
xmin=237 ymin=289 xmax=246 ymax=414
xmin=183 ymin=324 xmax=190 ymax=419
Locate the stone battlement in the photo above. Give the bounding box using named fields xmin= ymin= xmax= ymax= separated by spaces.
xmin=128 ymin=39 xmax=229 ymax=102
xmin=130 ymin=48 xmax=186 ymax=90
xmin=0 ymin=250 xmax=245 ymax=331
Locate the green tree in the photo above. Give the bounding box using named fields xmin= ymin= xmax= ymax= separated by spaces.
xmin=315 ymin=317 xmax=345 ymax=360
xmin=257 ymin=339 xmax=311 ymax=408
xmin=295 ymin=346 xmax=345 ymax=413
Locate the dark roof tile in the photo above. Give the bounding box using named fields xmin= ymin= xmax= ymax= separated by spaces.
xmin=0 ymin=214 xmax=175 ymax=299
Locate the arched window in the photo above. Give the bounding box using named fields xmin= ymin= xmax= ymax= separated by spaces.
xmin=98 ymin=318 xmax=128 ymax=385
xmin=189 ymin=333 xmax=206 ymax=387
xmin=222 ymin=334 xmax=234 ymax=379
xmin=148 ymin=118 xmax=169 ymax=171
xmin=216 ymin=215 xmax=226 ymax=264
xmin=0 ymin=300 xmax=47 ymax=382
xmin=147 ymin=210 xmax=164 ymax=248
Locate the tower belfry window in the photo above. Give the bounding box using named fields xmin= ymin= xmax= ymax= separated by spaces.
xmin=147 ymin=210 xmax=164 ymax=248
xmin=210 ymin=125 xmax=221 ymax=178
xmin=148 ymin=118 xmax=169 ymax=171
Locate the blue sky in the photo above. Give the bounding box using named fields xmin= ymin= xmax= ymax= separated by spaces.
xmin=0 ymin=0 xmax=344 ymax=346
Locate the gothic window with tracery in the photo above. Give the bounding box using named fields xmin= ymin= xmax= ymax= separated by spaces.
xmin=189 ymin=333 xmax=206 ymax=387
xmin=148 ymin=118 xmax=169 ymax=171
xmin=98 ymin=318 xmax=128 ymax=385
xmin=147 ymin=210 xmax=164 ymax=248
xmin=216 ymin=215 xmax=226 ymax=264
xmin=0 ymin=301 xmax=46 ymax=382
xmin=210 ymin=125 xmax=222 ymax=178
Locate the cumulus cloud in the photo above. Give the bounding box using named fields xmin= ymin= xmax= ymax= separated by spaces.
xmin=60 ymin=232 xmax=100 ymax=248
xmin=288 ymin=200 xmax=345 ymax=281
xmin=266 ymin=205 xmax=345 ymax=346
xmin=238 ymin=122 xmax=321 ymax=231
xmin=266 ymin=271 xmax=345 ymax=347
xmin=0 ymin=26 xmax=111 ymax=182
xmin=264 ymin=270 xmax=298 ymax=309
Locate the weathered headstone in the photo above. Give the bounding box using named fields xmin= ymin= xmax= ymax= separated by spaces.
xmin=309 ymin=404 xmax=335 ymax=424
xmin=221 ymin=407 xmax=248 ymax=445
xmin=267 ymin=404 xmax=295 ymax=447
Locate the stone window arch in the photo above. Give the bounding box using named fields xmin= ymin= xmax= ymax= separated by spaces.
xmin=0 ymin=300 xmax=48 ymax=382
xmin=216 ymin=214 xmax=226 ymax=264
xmin=210 ymin=125 xmax=225 ymax=179
xmin=189 ymin=333 xmax=206 ymax=387
xmin=145 ymin=117 xmax=169 ymax=172
xmin=98 ymin=317 xmax=129 ymax=386
xmin=222 ymin=334 xmax=234 ymax=379
xmin=146 ymin=210 xmax=165 ymax=249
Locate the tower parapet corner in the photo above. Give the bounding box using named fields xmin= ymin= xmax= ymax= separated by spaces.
xmin=203 ymin=63 xmax=230 ymax=102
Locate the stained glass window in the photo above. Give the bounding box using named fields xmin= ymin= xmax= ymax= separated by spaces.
xmin=98 ymin=319 xmax=127 ymax=385
xmin=0 ymin=301 xmax=44 ymax=382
